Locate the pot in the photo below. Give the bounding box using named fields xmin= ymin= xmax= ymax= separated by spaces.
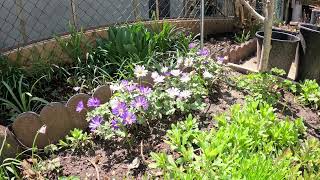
xmin=256 ymin=31 xmax=300 ymax=75
xmin=297 ymin=23 xmax=320 ymax=82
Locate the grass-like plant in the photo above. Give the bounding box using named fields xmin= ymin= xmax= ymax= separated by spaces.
xmin=0 ymin=76 xmax=49 ymax=121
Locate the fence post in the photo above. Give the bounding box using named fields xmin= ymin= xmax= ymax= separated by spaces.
xmin=155 ymin=0 xmax=160 ymax=20
xmin=133 ymin=0 xmax=141 ymax=20
xmin=200 ymin=0 xmax=204 ymax=49
xmin=15 ymin=0 xmax=27 ymax=44
xmin=70 ymin=0 xmax=77 ymax=28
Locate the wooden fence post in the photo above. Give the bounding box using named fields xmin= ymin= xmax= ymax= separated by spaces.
xmin=15 ymin=0 xmax=27 ymax=44
xmin=70 ymin=0 xmax=77 ymax=28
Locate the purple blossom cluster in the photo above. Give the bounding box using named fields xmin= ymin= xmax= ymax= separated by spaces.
xmin=76 ymin=97 xmax=103 ymax=132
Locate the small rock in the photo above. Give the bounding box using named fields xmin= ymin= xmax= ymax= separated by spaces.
xmin=128 ymin=157 xmax=140 ymax=170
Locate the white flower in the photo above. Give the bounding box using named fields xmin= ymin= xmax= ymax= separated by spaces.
xmin=184 ymin=57 xmax=194 ymax=67
xmin=179 ymin=90 xmax=192 ymax=99
xmin=203 ymin=71 xmax=213 ymax=78
xmin=171 ymin=69 xmax=181 ymax=77
xmin=151 ymin=72 xmax=159 ymax=79
xmin=110 ymin=83 xmax=123 ymax=92
xmin=181 ymin=73 xmax=191 ymax=83
xmin=38 ymin=125 xmax=47 ymax=134
xmin=134 ymin=65 xmax=148 ymax=78
xmin=177 ymin=57 xmax=184 ymax=65
xmin=109 ymin=98 xmax=120 ymax=108
xmin=161 ymin=67 xmax=169 ymax=73
xmin=154 ymin=75 xmax=165 ymax=83
xmin=166 ymin=88 xmax=180 ymax=98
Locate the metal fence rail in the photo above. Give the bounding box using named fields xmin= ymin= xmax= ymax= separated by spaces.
xmin=0 ymin=0 xmax=235 ymax=54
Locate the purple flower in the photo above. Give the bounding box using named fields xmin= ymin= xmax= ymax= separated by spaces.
xmin=123 ymin=112 xmax=137 ymax=125
xmin=138 ymin=86 xmax=152 ymax=95
xmin=87 ymin=97 xmax=101 ymax=108
xmin=189 ymin=43 xmax=197 ymax=49
xmin=121 ymin=80 xmax=129 ymax=86
xmin=126 ymin=84 xmax=137 ymax=92
xmin=131 ymin=96 xmax=149 ymax=110
xmin=89 ymin=116 xmax=103 ymax=132
xmin=111 ymin=119 xmax=119 ymax=130
xmin=112 ymin=102 xmax=128 ymax=117
xmin=197 ymin=48 xmax=210 ymax=56
xmin=216 ymin=56 xmax=228 ymax=64
xmin=76 ymin=101 xmax=84 ymax=112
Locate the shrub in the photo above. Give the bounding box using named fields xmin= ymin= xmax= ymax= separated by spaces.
xmin=76 ymin=54 xmax=221 ymax=140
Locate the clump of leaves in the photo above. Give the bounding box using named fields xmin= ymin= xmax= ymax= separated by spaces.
xmin=234 ymin=30 xmax=251 ymax=44
xmin=298 ymin=79 xmax=320 ymax=109
xmin=149 ymin=100 xmax=317 ymax=179
xmin=235 ymin=68 xmax=293 ymax=105
xmin=58 ymin=128 xmax=93 ymax=153
xmin=0 ymin=75 xmax=49 ymax=121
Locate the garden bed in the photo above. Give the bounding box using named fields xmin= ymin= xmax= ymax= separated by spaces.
xmin=14 ymin=67 xmax=320 ymax=179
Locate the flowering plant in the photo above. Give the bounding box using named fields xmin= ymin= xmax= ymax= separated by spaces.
xmin=77 ymin=51 xmax=222 ymax=140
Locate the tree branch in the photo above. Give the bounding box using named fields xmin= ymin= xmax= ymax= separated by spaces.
xmin=239 ymin=0 xmax=265 ymax=22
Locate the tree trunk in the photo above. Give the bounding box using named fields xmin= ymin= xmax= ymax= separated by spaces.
xmin=259 ymin=0 xmax=274 ymax=72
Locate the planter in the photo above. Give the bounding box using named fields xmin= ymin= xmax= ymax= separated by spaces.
xmin=297 ymin=23 xmax=320 ymax=82
xmin=256 ymin=31 xmax=300 ymax=75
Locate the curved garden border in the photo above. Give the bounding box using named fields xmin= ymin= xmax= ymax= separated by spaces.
xmin=3 ymin=18 xmax=237 ymax=64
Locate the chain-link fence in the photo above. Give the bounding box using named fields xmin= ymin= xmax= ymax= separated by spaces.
xmin=0 ymin=0 xmax=235 ymax=56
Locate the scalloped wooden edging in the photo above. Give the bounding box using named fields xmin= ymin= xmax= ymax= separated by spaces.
xmin=221 ymin=38 xmax=257 ymax=63
xmin=4 ymin=75 xmax=155 ymax=151
xmin=10 ymin=86 xmax=111 ymax=149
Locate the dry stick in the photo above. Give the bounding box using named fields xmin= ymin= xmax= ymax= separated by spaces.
xmin=140 ymin=140 xmax=146 ymax=163
xmin=88 ymin=158 xmax=100 ymax=180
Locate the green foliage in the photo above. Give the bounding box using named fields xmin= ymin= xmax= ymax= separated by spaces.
xmin=149 ymin=100 xmax=317 ymax=179
xmin=86 ymin=54 xmax=220 ymax=140
xmin=235 ymin=68 xmax=293 ymax=105
xmin=234 ymin=30 xmax=251 ymax=44
xmin=0 ymin=76 xmax=49 ymax=121
xmin=235 ymin=71 xmax=282 ymax=105
xmin=56 ymin=23 xmax=91 ymax=61
xmin=298 ymin=79 xmax=320 ymax=109
xmin=58 ymin=128 xmax=93 ymax=153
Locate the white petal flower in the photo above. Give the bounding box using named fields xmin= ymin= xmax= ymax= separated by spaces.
xmin=151 ymin=72 xmax=159 ymax=79
xmin=154 ymin=75 xmax=165 ymax=83
xmin=110 ymin=83 xmax=123 ymax=92
xmin=171 ymin=69 xmax=181 ymax=77
xmin=109 ymin=98 xmax=120 ymax=108
xmin=161 ymin=67 xmax=169 ymax=73
xmin=179 ymin=90 xmax=192 ymax=99
xmin=134 ymin=65 xmax=148 ymax=78
xmin=181 ymin=73 xmax=191 ymax=83
xmin=177 ymin=57 xmax=184 ymax=65
xmin=184 ymin=57 xmax=194 ymax=67
xmin=203 ymin=71 xmax=213 ymax=79
xmin=38 ymin=125 xmax=47 ymax=134
xmin=166 ymin=88 xmax=180 ymax=98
